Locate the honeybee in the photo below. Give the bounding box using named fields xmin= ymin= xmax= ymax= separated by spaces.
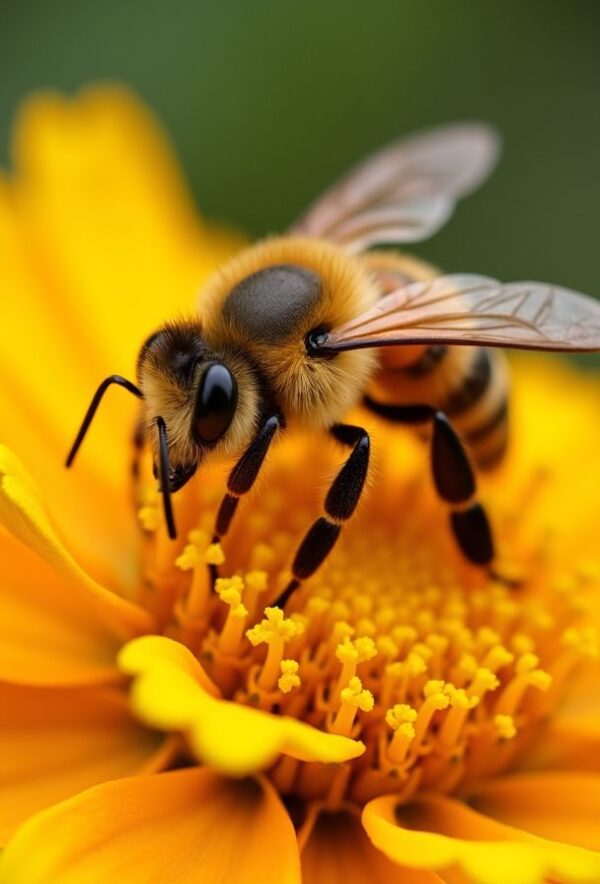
xmin=67 ymin=123 xmax=600 ymax=605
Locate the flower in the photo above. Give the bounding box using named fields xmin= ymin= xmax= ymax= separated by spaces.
xmin=0 ymin=86 xmax=599 ymax=884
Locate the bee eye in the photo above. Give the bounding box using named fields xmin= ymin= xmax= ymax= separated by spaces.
xmin=193 ymin=362 xmax=237 ymax=444
xmin=306 ymin=325 xmax=334 ymax=359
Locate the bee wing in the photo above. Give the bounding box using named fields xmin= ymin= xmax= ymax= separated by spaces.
xmin=290 ymin=124 xmax=500 ymax=251
xmin=317 ymin=275 xmax=600 ymax=353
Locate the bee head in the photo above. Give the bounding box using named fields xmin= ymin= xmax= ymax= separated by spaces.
xmin=137 ymin=322 xmax=242 ymax=493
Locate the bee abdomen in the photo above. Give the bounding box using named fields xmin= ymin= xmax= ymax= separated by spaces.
xmin=441 ymin=348 xmax=509 ymax=470
xmin=441 ymin=348 xmax=493 ymax=417
xmin=396 ymin=345 xmax=509 ymax=470
xmin=373 ymin=343 xmax=510 ymax=470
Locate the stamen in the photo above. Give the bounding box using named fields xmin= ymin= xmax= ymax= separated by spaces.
xmin=385 ymin=704 xmax=417 ymax=765
xmin=278 ymin=659 xmax=301 ymax=694
xmin=330 ymin=676 xmax=374 ymax=737
xmin=332 ymin=635 xmax=377 ymax=705
xmin=410 ymin=681 xmax=450 ymax=754
xmin=494 ymin=714 xmax=517 ymax=741
xmin=494 ymin=654 xmax=552 ymax=716
xmin=216 ymin=576 xmax=249 ymax=656
xmin=135 ymin=415 xmax=598 ymax=812
xmin=247 ymin=607 xmax=305 ymax=692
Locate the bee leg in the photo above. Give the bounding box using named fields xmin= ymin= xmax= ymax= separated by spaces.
xmin=212 ymin=413 xmax=285 ymax=579
xmin=363 ymin=396 xmax=494 ymax=567
xmin=275 ymin=424 xmax=370 ymax=609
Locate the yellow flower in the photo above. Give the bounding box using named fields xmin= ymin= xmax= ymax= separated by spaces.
xmin=0 ymin=86 xmax=599 ymax=884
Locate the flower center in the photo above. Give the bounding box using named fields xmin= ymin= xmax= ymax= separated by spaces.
xmin=135 ymin=429 xmax=598 ymax=809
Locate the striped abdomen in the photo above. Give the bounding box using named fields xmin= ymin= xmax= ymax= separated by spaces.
xmin=362 ymin=252 xmax=509 ymax=469
xmin=371 ymin=343 xmax=509 ymax=469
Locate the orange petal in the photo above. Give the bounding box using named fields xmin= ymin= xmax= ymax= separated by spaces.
xmin=1 ymin=768 xmax=301 ymax=884
xmin=469 ymin=771 xmax=600 ymax=851
xmin=0 ymin=683 xmax=167 ymax=844
xmin=0 ymin=530 xmax=123 ymax=685
xmin=362 ymin=791 xmax=600 ymax=884
xmin=301 ymin=806 xmax=443 ymax=884
xmin=0 ymin=445 xmax=153 ymax=650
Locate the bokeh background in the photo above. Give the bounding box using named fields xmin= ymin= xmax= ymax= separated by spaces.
xmin=1 ymin=1 xmax=599 ymax=313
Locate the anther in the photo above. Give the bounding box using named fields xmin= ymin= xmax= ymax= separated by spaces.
xmin=246 ymin=607 xmax=305 ymax=692
xmin=278 ymin=660 xmax=301 ymax=694
xmin=330 ymin=676 xmax=374 ymax=737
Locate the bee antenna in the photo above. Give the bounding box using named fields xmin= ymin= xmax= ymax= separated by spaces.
xmin=66 ymin=375 xmax=143 ymax=468
xmin=156 ymin=416 xmax=177 ymax=540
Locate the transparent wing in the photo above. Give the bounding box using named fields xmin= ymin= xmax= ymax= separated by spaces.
xmin=290 ymin=123 xmax=500 ymax=251
xmin=317 ymin=275 xmax=600 ymax=353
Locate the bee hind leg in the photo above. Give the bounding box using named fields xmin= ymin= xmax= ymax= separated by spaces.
xmin=363 ymin=396 xmax=494 ymax=568
xmin=275 ymin=424 xmax=370 ymax=609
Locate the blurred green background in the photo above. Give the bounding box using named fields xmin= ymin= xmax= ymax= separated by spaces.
xmin=1 ymin=0 xmax=599 ymax=301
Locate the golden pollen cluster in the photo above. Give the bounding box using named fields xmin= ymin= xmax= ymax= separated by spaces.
xmin=134 ymin=421 xmax=598 ymax=811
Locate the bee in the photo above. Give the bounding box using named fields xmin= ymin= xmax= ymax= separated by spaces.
xmin=67 ymin=123 xmax=600 ymax=605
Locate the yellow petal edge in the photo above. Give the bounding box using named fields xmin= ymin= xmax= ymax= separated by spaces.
xmin=119 ymin=635 xmax=365 ymax=777
xmin=362 ymin=793 xmax=600 ymax=884
xmin=0 ymin=445 xmax=153 ymax=638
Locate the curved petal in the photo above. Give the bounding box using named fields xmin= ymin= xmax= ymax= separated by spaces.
xmin=0 ymin=530 xmax=122 ymax=685
xmin=469 ymin=772 xmax=600 ymax=851
xmin=119 ymin=635 xmax=365 ymax=777
xmin=0 ymin=683 xmax=167 ymax=844
xmin=0 ymin=445 xmax=153 ymax=644
xmin=0 ymin=767 xmax=301 ymax=884
xmin=1 ymin=86 xmax=243 ymax=590
xmin=301 ymin=806 xmax=443 ymax=884
xmin=119 ymin=633 xmax=221 ymax=697
xmin=362 ymin=791 xmax=600 ymax=884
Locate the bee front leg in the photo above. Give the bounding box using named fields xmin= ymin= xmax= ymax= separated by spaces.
xmin=363 ymin=396 xmax=494 ymax=567
xmin=275 ymin=424 xmax=370 ymax=609
xmin=212 ymin=413 xmax=285 ymax=576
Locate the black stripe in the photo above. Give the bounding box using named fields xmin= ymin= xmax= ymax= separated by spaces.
xmin=363 ymin=398 xmax=434 ymax=424
xmin=403 ymin=345 xmax=448 ymax=378
xmin=466 ymin=398 xmax=508 ymax=445
xmin=442 ymin=349 xmax=492 ymax=417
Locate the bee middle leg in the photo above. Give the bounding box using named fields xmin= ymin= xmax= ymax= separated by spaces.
xmin=363 ymin=396 xmax=494 ymax=567
xmin=274 ymin=423 xmax=370 ymax=609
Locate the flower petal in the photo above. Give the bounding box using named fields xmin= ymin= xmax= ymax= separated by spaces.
xmin=119 ymin=635 xmax=365 ymax=776
xmin=362 ymin=791 xmax=600 ymax=884
xmin=301 ymin=806 xmax=443 ymax=884
xmin=6 ymin=84 xmax=241 ymax=421
xmin=469 ymin=772 xmax=600 ymax=851
xmin=1 ymin=87 xmax=243 ymax=591
xmin=0 ymin=683 xmax=167 ymax=844
xmin=118 ymin=632 xmax=221 ymax=697
xmin=0 ymin=530 xmax=122 ymax=685
xmin=0 ymin=768 xmax=301 ymax=884
xmin=0 ymin=445 xmax=153 ymax=645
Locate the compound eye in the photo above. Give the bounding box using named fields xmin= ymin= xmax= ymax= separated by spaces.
xmin=194 ymin=362 xmax=237 ymax=444
xmin=305 ymin=324 xmax=334 ymax=359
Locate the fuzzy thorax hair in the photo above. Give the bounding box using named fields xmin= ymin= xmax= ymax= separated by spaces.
xmin=198 ymin=236 xmax=379 ymax=428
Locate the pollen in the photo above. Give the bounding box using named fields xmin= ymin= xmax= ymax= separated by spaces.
xmin=135 ymin=420 xmax=599 ymax=811
xmin=278 ymin=660 xmax=301 ymax=693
